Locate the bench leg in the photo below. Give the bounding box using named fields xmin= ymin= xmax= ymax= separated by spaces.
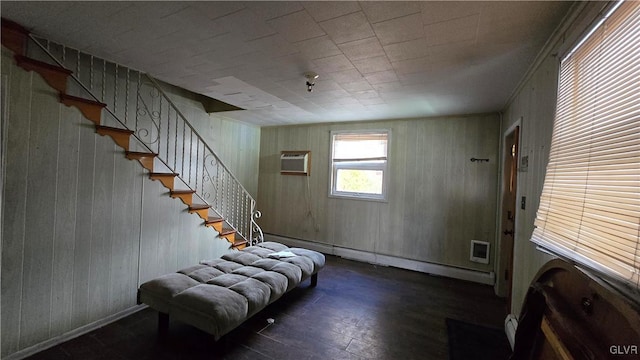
xmin=310 ymin=273 xmax=318 ymax=287
xmin=158 ymin=312 xmax=169 ymax=337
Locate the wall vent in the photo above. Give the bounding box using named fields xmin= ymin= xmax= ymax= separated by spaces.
xmin=470 ymin=240 xmax=490 ymax=264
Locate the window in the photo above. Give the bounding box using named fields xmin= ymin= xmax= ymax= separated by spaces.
xmin=330 ymin=130 xmax=389 ymax=201
xmin=531 ymin=1 xmax=640 ymax=294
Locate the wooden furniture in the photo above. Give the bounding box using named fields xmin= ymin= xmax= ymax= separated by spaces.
xmin=511 ymin=259 xmax=640 ymax=359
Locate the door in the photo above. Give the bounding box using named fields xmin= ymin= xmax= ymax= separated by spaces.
xmin=500 ymin=125 xmax=519 ymax=311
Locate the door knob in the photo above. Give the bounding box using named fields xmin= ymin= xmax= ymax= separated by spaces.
xmin=503 ymin=229 xmax=514 ymax=236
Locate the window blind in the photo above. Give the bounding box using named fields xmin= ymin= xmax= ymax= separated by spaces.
xmin=531 ymin=1 xmax=640 ymax=292
xmin=332 ymin=131 xmax=388 ymax=161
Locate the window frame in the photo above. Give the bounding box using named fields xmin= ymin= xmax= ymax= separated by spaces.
xmin=328 ymin=129 xmax=390 ymax=202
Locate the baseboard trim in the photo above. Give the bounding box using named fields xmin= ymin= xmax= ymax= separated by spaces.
xmin=504 ymin=314 xmax=519 ymax=350
xmin=4 ymin=304 xmax=147 ymax=360
xmin=264 ymin=234 xmax=495 ymax=285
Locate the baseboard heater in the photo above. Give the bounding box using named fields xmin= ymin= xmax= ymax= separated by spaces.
xmin=504 ymin=314 xmax=518 ymax=350
xmin=263 ymin=233 xmax=495 ymax=285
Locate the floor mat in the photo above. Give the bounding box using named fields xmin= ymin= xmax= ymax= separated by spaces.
xmin=446 ymin=318 xmax=512 ymax=360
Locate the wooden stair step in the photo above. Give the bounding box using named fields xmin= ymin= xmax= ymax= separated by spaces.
xmin=170 ymin=190 xmax=195 ymax=206
xmin=14 ymin=55 xmax=72 ymax=93
xmin=231 ymin=239 xmax=248 ymax=250
xmin=205 ymin=217 xmax=224 ymax=232
xmin=188 ymin=204 xmax=210 ymax=221
xmin=149 ymin=173 xmax=178 ymax=191
xmin=189 ymin=204 xmax=210 ymax=211
xmin=125 ymin=151 xmax=157 ymax=171
xmin=219 ymin=226 xmax=236 ymax=244
xmin=60 ymin=94 xmax=106 ymax=125
xmin=219 ymin=227 xmax=235 ymax=236
xmin=1 ymin=18 xmax=30 ymax=56
xmin=95 ymin=125 xmax=134 ymax=151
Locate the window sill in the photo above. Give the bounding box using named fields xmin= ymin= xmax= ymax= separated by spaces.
xmin=328 ymin=193 xmax=388 ymax=203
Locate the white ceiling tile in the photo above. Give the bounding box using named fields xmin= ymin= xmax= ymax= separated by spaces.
xmin=245 ymin=34 xmax=299 ymax=58
xmin=334 ymin=97 xmax=362 ymax=106
xmin=245 ymin=1 xmax=306 ymax=21
xmin=372 ymin=13 xmax=424 ymax=46
xmin=294 ymin=36 xmax=342 ymax=60
xmin=364 ymin=70 xmax=399 ymax=85
xmin=215 ymin=10 xmax=278 ymax=41
xmin=360 ymin=1 xmax=422 ymax=24
xmin=196 ymin=32 xmax=255 ymax=59
xmin=427 ymin=41 xmax=478 ymax=68
xmin=319 ymin=11 xmax=375 ymax=44
xmin=62 ymin=2 xmax=133 ymax=24
xmin=272 ymin=77 xmax=308 ymax=93
xmin=353 ymin=90 xmax=380 ymax=100
xmin=371 ymin=81 xmax=403 ymax=93
xmin=383 ymin=38 xmax=429 ymax=62
xmin=312 ymin=80 xmax=344 ymax=92
xmin=327 ymin=69 xmax=366 ymax=84
xmin=267 ymin=10 xmax=326 ymax=43
xmin=9 ymin=1 xmax=77 ymax=24
xmin=338 ymin=37 xmax=385 ymax=61
xmin=313 ymin=88 xmax=351 ymax=100
xmin=421 ymin=1 xmax=484 ymax=25
xmin=145 ymin=2 xmax=194 ymax=19
xmin=1 ymin=1 xmax=573 ymax=126
xmin=359 ymin=97 xmax=386 ymax=106
xmin=187 ymin=2 xmax=246 ymax=20
xmin=311 ymin=97 xmax=340 ymax=106
xmin=476 ymin=2 xmax=555 ymax=45
xmin=261 ymin=57 xmax=313 ymax=82
xmin=391 ymin=56 xmax=431 ymax=75
xmin=161 ymin=6 xmax=213 ymax=32
xmin=352 ymin=55 xmax=393 ymax=74
xmin=312 ymin=54 xmax=355 ymax=73
xmin=303 ymin=1 xmax=362 ymax=22
xmin=341 ymin=80 xmax=374 ymax=93
xmin=424 ymin=14 xmax=479 ymax=47
xmin=187 ymin=59 xmax=234 ymax=74
xmin=130 ymin=17 xmax=182 ymax=39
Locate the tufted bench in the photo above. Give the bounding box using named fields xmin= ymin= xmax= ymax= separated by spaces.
xmin=137 ymin=242 xmax=325 ymax=340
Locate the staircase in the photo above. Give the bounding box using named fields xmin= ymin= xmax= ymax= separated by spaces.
xmin=1 ymin=18 xmax=263 ymax=250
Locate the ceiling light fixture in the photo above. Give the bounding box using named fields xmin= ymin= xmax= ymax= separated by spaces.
xmin=304 ymin=71 xmax=319 ymax=92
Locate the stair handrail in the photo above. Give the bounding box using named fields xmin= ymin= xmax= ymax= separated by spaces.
xmin=26 ymin=35 xmax=155 ymax=156
xmin=142 ymin=75 xmax=253 ymax=200
xmin=26 ymin=33 xmax=263 ymax=245
xmin=251 ymin=210 xmax=265 ymax=246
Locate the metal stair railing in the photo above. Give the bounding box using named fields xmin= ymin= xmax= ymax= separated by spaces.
xmin=26 ymin=34 xmax=264 ymax=245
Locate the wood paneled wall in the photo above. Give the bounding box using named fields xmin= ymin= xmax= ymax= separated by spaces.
xmin=258 ymin=114 xmax=500 ymax=272
xmin=499 ymin=2 xmax=605 ymax=316
xmin=0 ymin=48 xmax=257 ymax=357
xmin=499 ymin=56 xmax=557 ymax=315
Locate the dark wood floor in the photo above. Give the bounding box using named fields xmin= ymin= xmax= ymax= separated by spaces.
xmin=27 ymin=255 xmax=508 ymax=360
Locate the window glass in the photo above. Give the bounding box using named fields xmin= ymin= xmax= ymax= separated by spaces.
xmin=330 ymin=130 xmax=389 ymax=200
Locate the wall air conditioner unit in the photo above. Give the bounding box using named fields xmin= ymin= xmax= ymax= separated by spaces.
xmin=280 ymin=151 xmax=311 ymax=176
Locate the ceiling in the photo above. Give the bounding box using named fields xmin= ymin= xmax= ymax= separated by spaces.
xmin=2 ymin=1 xmax=573 ymax=126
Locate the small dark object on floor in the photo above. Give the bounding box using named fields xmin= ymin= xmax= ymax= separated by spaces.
xmin=446 ymin=318 xmax=512 ymax=360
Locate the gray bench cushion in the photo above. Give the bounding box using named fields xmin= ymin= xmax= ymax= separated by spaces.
xmin=138 ymin=242 xmax=325 ymax=339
